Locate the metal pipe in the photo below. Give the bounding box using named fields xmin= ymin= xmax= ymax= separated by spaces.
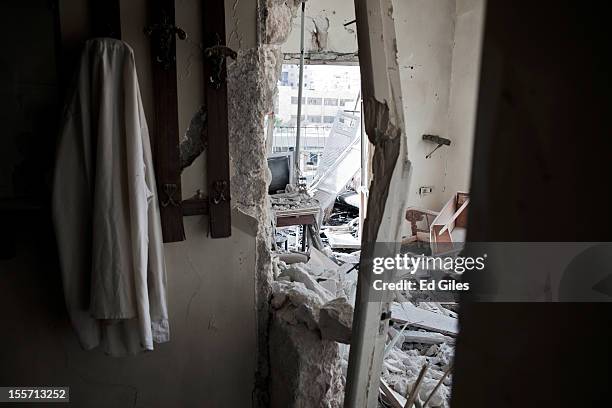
xmin=294 ymin=0 xmax=306 ymax=180
xmin=360 ymin=99 xmax=367 ymax=187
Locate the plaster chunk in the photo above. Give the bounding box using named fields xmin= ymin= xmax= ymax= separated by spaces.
xmin=278 ymin=264 xmax=334 ymax=304
xmin=319 ymin=298 xmax=353 ymax=344
xmin=265 ymin=2 xmax=294 ymax=45
xmin=269 ymin=313 xmax=344 ymax=408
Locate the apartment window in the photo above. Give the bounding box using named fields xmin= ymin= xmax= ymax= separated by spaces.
xmin=339 ymin=99 xmax=353 ymax=107
xmin=291 ymin=96 xmax=306 ymax=104
xmin=307 ymin=115 xmax=322 ymax=123
xmin=280 ymin=71 xmax=289 ymax=86
xmin=324 ymin=98 xmax=338 ymax=106
xmin=307 ymin=97 xmax=322 ymax=105
xmin=323 ymin=116 xmax=335 ymax=124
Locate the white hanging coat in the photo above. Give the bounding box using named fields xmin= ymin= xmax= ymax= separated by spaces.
xmin=52 ymin=38 xmax=169 ymax=355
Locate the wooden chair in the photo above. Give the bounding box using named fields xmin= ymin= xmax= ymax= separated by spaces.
xmin=403 ymin=207 xmax=439 ymax=244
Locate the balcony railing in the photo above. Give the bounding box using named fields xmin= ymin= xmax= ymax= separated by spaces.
xmin=272 ymin=125 xmax=331 ymax=154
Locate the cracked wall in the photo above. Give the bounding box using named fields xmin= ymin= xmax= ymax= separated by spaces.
xmin=393 ymin=0 xmax=457 ymax=210
xmin=393 ymin=0 xmax=484 ymax=210
xmin=228 ymin=1 xmax=301 ymax=406
xmin=282 ymin=0 xmax=359 ymax=64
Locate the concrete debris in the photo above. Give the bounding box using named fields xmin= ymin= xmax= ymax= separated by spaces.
xmin=268 ymin=189 xmax=459 ymax=408
xmin=391 ymin=329 xmax=455 ymax=346
xmin=270 ymin=192 xmax=320 ymax=215
xmin=276 ymin=251 xmax=309 ymax=265
xmin=390 ymin=302 xmax=459 ymax=336
xmin=382 ymin=303 xmax=456 ymax=408
xmin=332 ymin=250 xmax=360 ymax=264
xmin=278 ymin=264 xmax=334 ymax=304
xmin=319 ymin=298 xmax=353 ymax=344
xmin=269 ymin=312 xmax=344 ymax=408
xmin=308 ymin=247 xmax=340 ymax=270
xmin=270 ymin=258 xmax=351 ymax=408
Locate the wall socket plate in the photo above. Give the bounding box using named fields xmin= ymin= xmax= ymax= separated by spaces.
xmin=419 ymin=186 xmax=433 ymax=196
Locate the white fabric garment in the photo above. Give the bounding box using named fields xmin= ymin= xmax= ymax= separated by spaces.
xmin=52 ymin=38 xmax=169 ymax=356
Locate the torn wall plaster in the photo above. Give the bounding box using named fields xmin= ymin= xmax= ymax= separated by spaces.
xmin=361 ymin=98 xmax=402 ymax=245
xmin=180 ymin=106 xmax=207 ymax=171
xmin=228 ymin=2 xmax=299 ymax=406
xmin=228 ymin=0 xmax=245 ymax=50
xmin=264 ymin=1 xmax=294 ymax=45
xmin=310 ymin=15 xmax=330 ymax=51
xmin=282 ymin=0 xmax=358 ymax=62
xmin=227 ymin=46 xmax=277 ymax=408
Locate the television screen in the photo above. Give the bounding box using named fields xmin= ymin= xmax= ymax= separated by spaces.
xmin=267 ymin=155 xmax=291 ymax=194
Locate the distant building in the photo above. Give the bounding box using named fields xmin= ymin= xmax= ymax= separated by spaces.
xmin=275 ymin=64 xmax=361 ymax=127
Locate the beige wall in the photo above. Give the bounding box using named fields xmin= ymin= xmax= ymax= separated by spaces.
xmin=394 ymin=0 xmax=456 ymax=209
xmin=446 ymin=0 xmax=485 ymax=196
xmin=394 ymin=0 xmax=484 ymax=210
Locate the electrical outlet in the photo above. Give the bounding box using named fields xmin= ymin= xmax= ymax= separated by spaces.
xmin=419 ymin=186 xmax=433 ymax=196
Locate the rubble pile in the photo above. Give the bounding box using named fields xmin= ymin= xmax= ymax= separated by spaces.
xmin=269 ymin=191 xmax=459 ymax=408
xmin=381 ymin=307 xmax=456 ymax=408
xmin=269 ymin=257 xmax=357 ymax=408
xmin=270 ymin=192 xmax=320 ymax=214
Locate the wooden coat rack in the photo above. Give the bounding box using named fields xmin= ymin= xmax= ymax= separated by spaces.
xmin=147 ymin=0 xmax=233 ymax=242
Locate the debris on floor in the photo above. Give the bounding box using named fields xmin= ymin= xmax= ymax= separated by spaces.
xmin=380 ymin=301 xmax=456 ymax=408
xmin=271 ymin=192 xmax=320 ymax=214
xmin=269 ymin=255 xmax=357 ymax=408
xmin=269 ymin=184 xmax=461 ymax=408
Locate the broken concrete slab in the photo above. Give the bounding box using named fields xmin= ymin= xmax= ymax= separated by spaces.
xmin=279 ymin=264 xmax=334 ymax=303
xmin=276 ymin=251 xmax=309 ymax=265
xmin=295 ymin=303 xmax=319 ymax=331
xmin=308 ymin=247 xmax=339 ymax=271
xmin=402 ymin=330 xmax=455 ymax=345
xmin=319 ymin=297 xmax=353 ymax=344
xmin=272 ymin=280 xmax=324 ymax=311
xmin=391 ymin=303 xmax=458 ymax=336
xmin=269 ymin=313 xmax=344 ymax=408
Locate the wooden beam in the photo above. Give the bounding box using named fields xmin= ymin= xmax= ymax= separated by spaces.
xmin=345 ymin=0 xmax=411 ymax=407
xmin=148 ymin=0 xmax=185 ymax=242
xmin=202 ymin=0 xmax=232 ymax=238
xmin=182 ymin=197 xmax=209 ymax=217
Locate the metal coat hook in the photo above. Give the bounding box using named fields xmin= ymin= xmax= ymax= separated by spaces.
xmin=423 ymin=134 xmax=451 ymax=159
xmin=145 ymin=14 xmax=187 ymax=69
xmin=203 ymin=33 xmax=237 ymax=89
xmin=161 ymin=184 xmax=180 ymax=207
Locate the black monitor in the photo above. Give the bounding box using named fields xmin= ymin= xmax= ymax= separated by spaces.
xmin=267 ymin=152 xmax=294 ymax=195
